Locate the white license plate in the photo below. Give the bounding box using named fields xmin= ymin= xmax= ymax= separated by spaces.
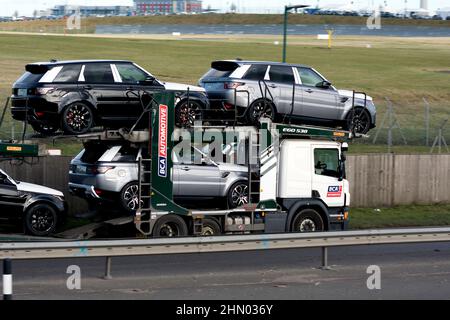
xmin=17 ymin=89 xmax=28 ymax=96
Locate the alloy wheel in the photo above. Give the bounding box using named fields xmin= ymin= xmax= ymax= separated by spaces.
xmin=231 ymin=184 xmax=249 ymax=207
xmin=350 ymin=109 xmax=370 ymax=134
xmin=30 ymin=208 xmax=55 ymax=234
xmin=177 ymin=101 xmax=201 ymax=127
xmin=123 ymin=184 xmax=142 ymax=210
xmin=65 ymin=104 xmax=92 ymax=133
xmin=251 ymin=101 xmax=274 ymax=122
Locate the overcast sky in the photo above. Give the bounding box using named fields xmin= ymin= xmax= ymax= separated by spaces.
xmin=0 ymin=0 xmax=447 ymax=16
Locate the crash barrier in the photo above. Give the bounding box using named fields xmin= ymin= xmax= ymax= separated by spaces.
xmin=2 ymin=227 xmax=450 ymax=300
xmin=1 ymin=153 xmax=450 ymax=212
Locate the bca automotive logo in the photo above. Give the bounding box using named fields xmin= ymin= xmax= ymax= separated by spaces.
xmin=327 ymin=186 xmax=342 ymax=198
xmin=158 ymin=104 xmax=168 ymax=178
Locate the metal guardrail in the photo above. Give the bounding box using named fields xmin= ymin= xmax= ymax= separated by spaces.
xmin=2 ymin=227 xmax=450 ymax=299
xmin=2 ymin=227 xmax=450 ymax=260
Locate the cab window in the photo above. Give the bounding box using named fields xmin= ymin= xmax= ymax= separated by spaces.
xmin=314 ymin=148 xmax=339 ymax=178
xmin=298 ymin=67 xmax=325 ymax=87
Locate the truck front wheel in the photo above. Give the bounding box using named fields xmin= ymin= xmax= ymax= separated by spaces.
xmin=292 ymin=209 xmax=324 ymax=233
xmin=152 ymin=215 xmax=188 ymax=237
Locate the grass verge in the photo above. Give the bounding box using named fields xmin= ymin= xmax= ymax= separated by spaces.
xmin=350 ymin=204 xmax=450 ymax=229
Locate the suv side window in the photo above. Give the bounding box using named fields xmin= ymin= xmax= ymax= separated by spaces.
xmin=298 ymin=67 xmax=325 ymax=87
xmin=83 ymin=63 xmax=114 ymax=84
xmin=116 ymin=64 xmax=148 ymax=84
xmin=314 ymin=148 xmax=339 ymax=178
xmin=268 ymin=65 xmax=295 ymax=85
xmin=243 ymin=64 xmax=268 ymax=81
xmin=53 ymin=64 xmax=82 ymax=83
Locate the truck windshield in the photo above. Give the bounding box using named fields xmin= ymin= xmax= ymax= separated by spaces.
xmin=314 ymin=148 xmax=340 ymax=178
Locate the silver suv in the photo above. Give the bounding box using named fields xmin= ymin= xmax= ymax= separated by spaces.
xmin=199 ymin=60 xmax=376 ymax=134
xmin=68 ymin=142 xmax=249 ymax=213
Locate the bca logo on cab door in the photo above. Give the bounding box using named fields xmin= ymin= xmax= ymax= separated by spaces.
xmin=327 ymin=186 xmax=342 ymax=197
xmin=158 ymin=104 xmax=168 ymax=178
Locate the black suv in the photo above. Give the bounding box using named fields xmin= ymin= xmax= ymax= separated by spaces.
xmin=11 ymin=60 xmax=208 ymax=135
xmin=0 ymin=169 xmax=67 ymax=236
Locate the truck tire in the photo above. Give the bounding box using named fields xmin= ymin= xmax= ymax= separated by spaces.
xmin=201 ymin=218 xmax=221 ymax=236
xmin=152 ymin=214 xmax=188 ymax=237
xmin=292 ymin=209 xmax=324 ymax=233
xmin=24 ymin=203 xmax=58 ymax=236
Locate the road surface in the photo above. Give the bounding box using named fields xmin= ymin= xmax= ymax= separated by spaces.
xmin=3 ymin=242 xmax=450 ymax=300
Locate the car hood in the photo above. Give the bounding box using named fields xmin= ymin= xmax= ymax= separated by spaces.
xmin=163 ymin=82 xmax=206 ymax=93
xmin=217 ymin=163 xmax=248 ymax=173
xmin=16 ymin=182 xmax=64 ymax=197
xmin=338 ymin=90 xmax=373 ymax=101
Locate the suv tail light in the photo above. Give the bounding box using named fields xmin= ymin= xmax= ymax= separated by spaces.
xmin=224 ymin=82 xmax=245 ymax=89
xmin=91 ymin=166 xmax=115 ymax=174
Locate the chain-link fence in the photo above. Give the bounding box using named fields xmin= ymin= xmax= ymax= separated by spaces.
xmin=355 ymin=97 xmax=450 ymax=153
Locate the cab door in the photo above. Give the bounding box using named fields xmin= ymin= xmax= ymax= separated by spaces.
xmin=311 ymin=146 xmax=345 ymax=208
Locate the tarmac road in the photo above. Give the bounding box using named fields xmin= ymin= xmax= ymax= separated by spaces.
xmin=2 ymin=242 xmax=450 ymax=300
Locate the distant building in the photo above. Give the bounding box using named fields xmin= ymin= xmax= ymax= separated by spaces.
xmin=437 ymin=7 xmax=450 ymax=19
xmin=51 ymin=5 xmax=132 ymax=17
xmin=134 ymin=0 xmax=202 ymax=15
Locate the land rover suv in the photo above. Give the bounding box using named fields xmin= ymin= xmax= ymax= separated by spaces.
xmin=11 ymin=60 xmax=208 ymax=135
xmin=69 ymin=141 xmax=249 ymax=214
xmin=199 ymin=60 xmax=376 ymax=134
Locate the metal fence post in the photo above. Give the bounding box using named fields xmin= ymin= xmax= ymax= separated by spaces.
xmin=320 ymin=247 xmax=330 ymax=270
xmin=103 ymin=257 xmax=112 ymax=280
xmin=3 ymin=259 xmax=12 ymax=300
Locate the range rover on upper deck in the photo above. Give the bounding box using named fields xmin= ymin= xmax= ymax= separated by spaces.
xmin=11 ymin=60 xmax=208 ymax=135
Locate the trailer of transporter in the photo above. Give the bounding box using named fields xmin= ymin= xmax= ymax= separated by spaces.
xmin=78 ymin=91 xmax=353 ymax=237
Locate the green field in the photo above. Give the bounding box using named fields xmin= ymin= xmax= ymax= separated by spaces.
xmin=0 ymin=32 xmax=449 ymax=154
xmin=350 ymin=204 xmax=450 ymax=229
